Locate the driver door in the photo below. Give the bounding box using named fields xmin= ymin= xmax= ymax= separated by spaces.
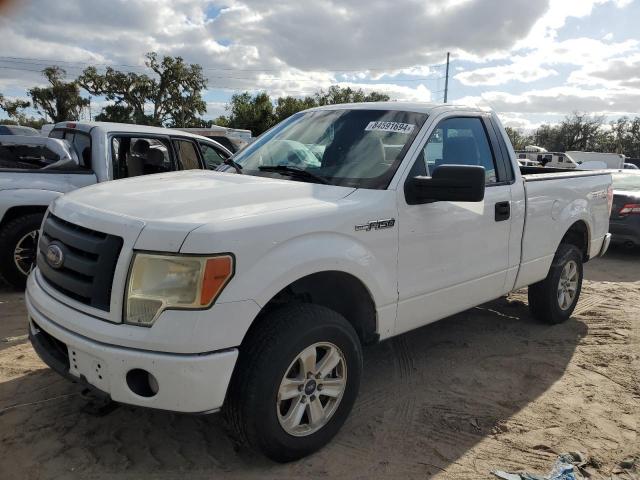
xmin=396 ymin=115 xmax=513 ymax=334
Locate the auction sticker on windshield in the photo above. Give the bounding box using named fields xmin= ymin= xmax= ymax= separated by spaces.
xmin=365 ymin=121 xmax=415 ymax=134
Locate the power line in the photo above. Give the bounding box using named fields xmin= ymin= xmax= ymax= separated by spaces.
xmin=0 ymin=64 xmax=449 ymax=85
xmin=0 ymin=55 xmax=453 ymax=74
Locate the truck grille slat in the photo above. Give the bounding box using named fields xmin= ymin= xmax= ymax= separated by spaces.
xmin=37 ymin=214 xmax=123 ymax=311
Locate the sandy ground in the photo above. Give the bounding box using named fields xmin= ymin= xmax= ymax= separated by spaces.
xmin=0 ymin=247 xmax=638 ymax=479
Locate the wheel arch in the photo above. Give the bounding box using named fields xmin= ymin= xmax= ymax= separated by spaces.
xmin=559 ymin=219 xmax=590 ymax=262
xmin=0 ymin=205 xmax=48 ymax=229
xmin=243 ymin=270 xmax=379 ymax=347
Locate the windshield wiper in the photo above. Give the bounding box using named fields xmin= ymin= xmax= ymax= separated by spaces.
xmin=223 ymin=158 xmax=243 ymax=173
xmin=258 ymin=165 xmax=330 ymax=185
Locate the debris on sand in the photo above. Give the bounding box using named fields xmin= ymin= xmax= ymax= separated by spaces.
xmin=492 ymin=452 xmax=588 ymax=480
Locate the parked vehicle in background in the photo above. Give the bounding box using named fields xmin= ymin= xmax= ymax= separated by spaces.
xmin=516 ymin=148 xmax=577 ymax=169
xmin=0 ymin=121 xmax=232 ymax=287
xmin=0 ymin=124 xmax=41 ymax=136
xmin=517 ymin=158 xmax=541 ymax=167
xmin=40 ymin=124 xmax=55 ymax=137
xmin=609 ymin=171 xmax=640 ymax=248
xmin=176 ymin=125 xmax=252 ymax=153
xmin=624 ymin=163 xmax=639 ymax=170
xmin=26 ymin=103 xmax=612 ymax=461
xmin=566 ymin=151 xmax=626 ymax=170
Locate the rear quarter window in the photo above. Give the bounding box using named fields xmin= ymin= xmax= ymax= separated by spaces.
xmin=50 ymin=129 xmax=92 ymax=169
xmin=0 ymin=143 xmax=70 ymax=170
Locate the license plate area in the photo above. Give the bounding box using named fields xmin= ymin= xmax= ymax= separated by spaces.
xmin=68 ymin=347 xmax=110 ymax=392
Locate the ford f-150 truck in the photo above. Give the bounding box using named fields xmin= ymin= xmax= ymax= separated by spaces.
xmin=0 ymin=122 xmax=232 ymax=288
xmin=26 ymin=103 xmax=612 ymax=462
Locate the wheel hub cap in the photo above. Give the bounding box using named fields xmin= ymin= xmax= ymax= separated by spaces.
xmin=557 ymin=260 xmax=579 ymax=311
xmin=14 ymin=229 xmax=39 ymax=277
xmin=276 ymin=342 xmax=347 ymax=437
xmin=304 ymin=379 xmax=317 ymax=395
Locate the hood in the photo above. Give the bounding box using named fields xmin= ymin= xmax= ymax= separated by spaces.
xmin=53 ymin=170 xmax=355 ymax=251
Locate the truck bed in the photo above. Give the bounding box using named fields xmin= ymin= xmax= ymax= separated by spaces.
xmin=514 ymin=166 xmax=612 ymax=290
xmin=520 ymin=165 xmax=611 ymax=181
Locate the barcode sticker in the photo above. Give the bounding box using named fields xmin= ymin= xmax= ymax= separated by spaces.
xmin=365 ymin=121 xmax=415 ymax=134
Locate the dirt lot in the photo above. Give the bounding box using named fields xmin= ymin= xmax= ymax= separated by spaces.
xmin=0 ymin=247 xmax=638 ymax=479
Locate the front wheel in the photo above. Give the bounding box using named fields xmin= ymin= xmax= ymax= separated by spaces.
xmin=0 ymin=213 xmax=44 ymax=289
xmin=528 ymin=243 xmax=583 ymax=324
xmin=223 ymin=304 xmax=363 ymax=462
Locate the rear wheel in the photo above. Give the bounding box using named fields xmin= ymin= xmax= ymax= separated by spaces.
xmin=0 ymin=213 xmax=44 ymax=289
xmin=528 ymin=243 xmax=583 ymax=324
xmin=223 ymin=304 xmax=362 ymax=462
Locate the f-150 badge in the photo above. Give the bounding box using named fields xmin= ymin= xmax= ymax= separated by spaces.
xmin=355 ymin=218 xmax=396 ymax=231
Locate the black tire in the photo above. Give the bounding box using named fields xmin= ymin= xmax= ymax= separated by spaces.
xmin=223 ymin=303 xmax=363 ymax=462
xmin=0 ymin=213 xmax=44 ymax=289
xmin=528 ymin=243 xmax=583 ymax=324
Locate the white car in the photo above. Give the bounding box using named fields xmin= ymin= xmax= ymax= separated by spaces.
xmin=26 ymin=103 xmax=612 ymax=461
xmin=0 ymin=121 xmax=232 ymax=287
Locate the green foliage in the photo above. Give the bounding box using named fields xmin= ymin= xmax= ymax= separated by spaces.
xmin=505 ymin=112 xmax=640 ymax=158
xmin=274 ymin=95 xmax=316 ymax=124
xmin=314 ymin=85 xmax=390 ymax=106
xmin=504 ymin=126 xmax=530 ymax=151
xmin=94 ymin=104 xmax=135 ymax=123
xmin=78 ymin=52 xmax=207 ymax=127
xmin=28 ymin=67 xmax=89 ymax=122
xmin=218 ymin=86 xmax=391 ymax=135
xmin=216 ymin=91 xmax=275 ymax=135
xmin=0 ymin=93 xmax=46 ymax=128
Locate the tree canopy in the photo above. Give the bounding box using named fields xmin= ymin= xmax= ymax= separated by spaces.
xmin=28 ymin=67 xmax=89 ymax=122
xmin=215 ymin=86 xmax=391 ymax=135
xmin=505 ymin=113 xmax=640 ymax=158
xmin=79 ymin=52 xmax=207 ymax=127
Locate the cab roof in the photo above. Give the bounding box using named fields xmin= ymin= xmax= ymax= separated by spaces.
xmin=308 ymin=101 xmax=489 ymax=115
xmin=51 ymin=121 xmax=215 ymax=141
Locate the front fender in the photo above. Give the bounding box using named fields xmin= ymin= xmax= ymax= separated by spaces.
xmin=223 ymin=231 xmax=397 ymax=310
xmin=0 ymin=189 xmax=63 ymax=222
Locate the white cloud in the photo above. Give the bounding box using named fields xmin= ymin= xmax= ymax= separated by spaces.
xmin=455 ymin=85 xmax=640 ymax=116
xmin=0 ymin=0 xmax=637 ymax=123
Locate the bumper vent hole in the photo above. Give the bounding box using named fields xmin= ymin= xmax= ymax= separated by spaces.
xmin=126 ymin=369 xmax=159 ymax=398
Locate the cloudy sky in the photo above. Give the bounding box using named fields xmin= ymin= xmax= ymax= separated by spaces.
xmin=0 ymin=0 xmax=639 ymax=129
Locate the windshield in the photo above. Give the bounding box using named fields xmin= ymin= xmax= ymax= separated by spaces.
xmin=227 ymin=109 xmax=428 ymax=188
xmin=612 ymin=173 xmax=640 ymax=191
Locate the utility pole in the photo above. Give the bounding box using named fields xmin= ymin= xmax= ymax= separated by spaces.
xmin=444 ymin=52 xmax=450 ymax=104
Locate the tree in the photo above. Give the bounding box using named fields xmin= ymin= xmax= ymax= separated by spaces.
xmin=504 ymin=126 xmax=532 ymax=151
xmin=0 ymin=93 xmax=47 ymax=128
xmin=28 ymin=67 xmax=89 ymax=122
xmin=79 ymin=52 xmax=207 ymax=127
xmin=314 ymin=85 xmax=390 ymax=105
xmin=214 ymin=86 xmax=391 ymax=134
xmin=274 ymin=95 xmax=316 ymax=124
xmin=94 ymin=104 xmax=135 ymax=123
xmin=215 ymin=92 xmax=276 ymax=135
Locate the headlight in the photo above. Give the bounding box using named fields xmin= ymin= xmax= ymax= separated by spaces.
xmin=125 ymin=253 xmax=234 ymax=326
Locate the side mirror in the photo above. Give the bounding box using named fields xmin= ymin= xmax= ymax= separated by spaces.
xmin=405 ymin=164 xmax=486 ymax=205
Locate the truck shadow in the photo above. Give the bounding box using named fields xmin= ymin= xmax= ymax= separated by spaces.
xmin=0 ymin=296 xmax=586 ymax=479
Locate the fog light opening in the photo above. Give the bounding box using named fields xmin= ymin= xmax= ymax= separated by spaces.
xmin=126 ymin=369 xmax=159 ymax=398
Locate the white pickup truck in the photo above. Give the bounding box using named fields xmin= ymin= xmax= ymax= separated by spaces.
xmin=26 ymin=103 xmax=612 ymax=462
xmin=0 ymin=121 xmax=232 ymax=287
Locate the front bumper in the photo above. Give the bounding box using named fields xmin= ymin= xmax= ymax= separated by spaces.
xmin=27 ymin=296 xmax=238 ymax=414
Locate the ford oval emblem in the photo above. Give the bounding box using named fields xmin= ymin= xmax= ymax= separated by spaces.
xmin=46 ymin=244 xmax=64 ymax=269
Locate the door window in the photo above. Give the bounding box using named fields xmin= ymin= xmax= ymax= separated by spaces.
xmin=174 ymin=139 xmax=201 ymax=170
xmin=411 ymin=117 xmax=499 ymax=183
xmin=199 ymin=142 xmax=229 ymax=169
xmin=110 ymin=136 xmax=173 ymax=179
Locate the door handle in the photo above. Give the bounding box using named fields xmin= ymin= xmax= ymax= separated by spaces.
xmin=495 ymin=201 xmax=510 ymax=222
